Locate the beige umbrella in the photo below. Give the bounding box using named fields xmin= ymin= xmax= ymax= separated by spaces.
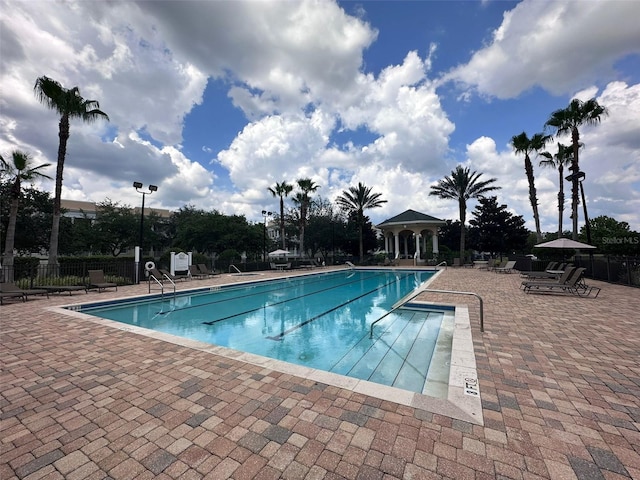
xmin=534 ymin=238 xmax=596 ymax=249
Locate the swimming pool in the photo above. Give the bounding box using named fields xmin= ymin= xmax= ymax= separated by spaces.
xmin=61 ymin=268 xmax=483 ymax=424
xmin=73 ymin=269 xmax=451 ymax=394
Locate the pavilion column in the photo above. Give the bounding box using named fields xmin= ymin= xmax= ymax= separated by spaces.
xmin=394 ymin=233 xmax=400 ymax=259
xmin=415 ymin=233 xmax=421 ymax=260
xmin=432 ymin=232 xmax=439 ymax=255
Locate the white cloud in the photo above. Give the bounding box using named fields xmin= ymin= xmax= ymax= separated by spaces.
xmin=1 ymin=0 xmax=638 ymax=236
xmin=443 ymin=0 xmax=640 ymax=99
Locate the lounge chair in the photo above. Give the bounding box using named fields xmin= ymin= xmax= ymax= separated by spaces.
xmin=197 ymin=264 xmax=216 ymax=277
xmin=521 ymin=267 xmax=577 ymax=290
xmin=494 ymin=260 xmax=517 ymax=273
xmin=0 ymin=282 xmax=49 ymax=303
xmin=160 ymin=268 xmax=189 ymax=281
xmin=522 ymin=267 xmax=600 ymax=297
xmin=452 ymin=258 xmax=461 ymax=267
xmin=488 ymin=260 xmax=507 ymax=271
xmin=34 ymin=285 xmax=88 ymax=295
xmin=189 ymin=265 xmax=207 ymax=279
xmin=87 ymin=270 xmax=118 ymax=292
xmin=520 ymin=262 xmax=561 ymax=279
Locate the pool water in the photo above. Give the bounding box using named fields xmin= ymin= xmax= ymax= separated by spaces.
xmin=77 ymin=269 xmax=452 ymax=394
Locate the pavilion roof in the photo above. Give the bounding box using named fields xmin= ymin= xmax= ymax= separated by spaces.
xmin=377 ymin=209 xmax=445 ymax=227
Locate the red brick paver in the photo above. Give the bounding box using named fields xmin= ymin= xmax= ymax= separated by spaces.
xmin=1 ymin=268 xmax=639 ymax=479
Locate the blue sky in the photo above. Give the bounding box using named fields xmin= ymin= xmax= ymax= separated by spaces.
xmin=1 ymin=0 xmax=639 ymax=235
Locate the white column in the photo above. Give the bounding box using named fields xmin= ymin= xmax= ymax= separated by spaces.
xmin=415 ymin=233 xmax=421 ymax=260
xmin=432 ymin=233 xmax=439 ymax=255
xmin=394 ymin=233 xmax=400 ymax=258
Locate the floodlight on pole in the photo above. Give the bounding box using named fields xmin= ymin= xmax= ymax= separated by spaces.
xmin=133 ymin=182 xmax=158 ymax=281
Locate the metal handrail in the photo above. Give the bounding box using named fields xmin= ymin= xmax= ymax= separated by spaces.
xmin=418 ymin=289 xmax=484 ymax=332
xmin=229 ymin=264 xmax=241 ymax=273
xmin=436 ymin=261 xmax=447 ymax=269
xmin=370 ymin=287 xmax=484 ymax=337
xmin=148 ymin=274 xmax=176 ymax=298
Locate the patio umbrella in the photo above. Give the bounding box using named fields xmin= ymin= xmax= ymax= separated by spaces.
xmin=534 ymin=238 xmax=596 ymax=249
xmin=268 ymin=249 xmax=290 ymax=257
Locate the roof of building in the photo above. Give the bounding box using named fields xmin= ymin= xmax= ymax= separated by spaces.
xmin=377 ymin=209 xmax=445 ymax=227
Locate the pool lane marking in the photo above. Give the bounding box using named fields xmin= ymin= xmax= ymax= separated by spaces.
xmin=201 ymin=272 xmax=390 ymax=325
xmin=265 ymin=273 xmax=414 ymax=341
xmin=157 ymin=274 xmax=335 ymax=314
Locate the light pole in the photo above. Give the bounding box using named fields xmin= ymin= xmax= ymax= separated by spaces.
xmin=565 ymin=171 xmax=590 ymax=244
xmin=133 ymin=182 xmax=157 ymax=282
xmin=262 ymin=210 xmax=272 ymax=262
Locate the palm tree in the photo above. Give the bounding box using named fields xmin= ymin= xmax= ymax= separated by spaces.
xmin=268 ymin=181 xmax=294 ymax=249
xmin=34 ymin=76 xmax=109 ymax=268
xmin=1 ymin=150 xmax=51 ymax=281
xmin=539 ymin=143 xmax=574 ymax=238
xmin=336 ymin=182 xmax=387 ymax=262
xmin=545 ymin=98 xmax=608 ymax=239
xmin=292 ymin=178 xmax=320 ymax=257
xmin=429 ymin=165 xmax=500 ymax=262
xmin=510 ymin=131 xmax=550 ymax=243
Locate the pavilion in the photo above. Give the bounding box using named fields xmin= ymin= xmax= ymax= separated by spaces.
xmin=376 ymin=209 xmax=446 ymax=264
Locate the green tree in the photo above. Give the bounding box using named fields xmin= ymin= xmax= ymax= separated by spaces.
xmin=92 ymin=200 xmax=139 ymax=256
xmin=34 ymin=75 xmax=109 ymax=268
xmin=582 ymin=215 xmax=640 ymax=255
xmin=429 ymin=165 xmax=500 ymax=262
xmin=468 ymin=196 xmax=529 ymax=256
xmin=545 ymin=98 xmax=608 ymax=240
xmin=268 ymin=181 xmax=294 ymax=249
xmin=335 ymin=182 xmax=387 ymax=262
xmin=539 ymin=143 xmax=574 ymax=238
xmin=0 ymin=150 xmax=51 ymax=280
xmin=293 ymin=178 xmax=320 ymax=257
xmin=0 ymin=183 xmax=53 ymax=255
xmin=510 ymin=131 xmax=549 ymax=243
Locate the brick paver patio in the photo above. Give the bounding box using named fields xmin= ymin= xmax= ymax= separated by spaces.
xmin=1 ymin=267 xmax=639 ymax=479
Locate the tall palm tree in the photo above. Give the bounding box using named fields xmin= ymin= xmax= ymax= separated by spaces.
xmin=336 ymin=182 xmax=387 ymax=262
xmin=293 ymin=178 xmax=320 ymax=258
xmin=539 ymin=143 xmax=574 ymax=238
xmin=510 ymin=131 xmax=550 ymax=243
xmin=429 ymin=165 xmax=500 ymax=262
xmin=1 ymin=150 xmax=51 ymax=281
xmin=34 ymin=75 xmax=109 ymax=268
xmin=545 ymin=98 xmax=608 ymax=239
xmin=267 ymin=181 xmax=294 ymax=249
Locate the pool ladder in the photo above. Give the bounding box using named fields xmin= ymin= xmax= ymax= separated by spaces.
xmin=148 ymin=273 xmax=176 ymax=298
xmin=229 ymin=264 xmax=242 ymax=274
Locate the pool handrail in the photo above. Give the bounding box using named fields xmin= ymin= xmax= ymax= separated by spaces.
xmin=147 ymin=271 xmax=176 ymax=297
xmin=418 ymin=289 xmax=484 ymax=332
xmin=370 ymin=287 xmax=484 ymax=337
xmin=229 ymin=264 xmax=241 ymax=274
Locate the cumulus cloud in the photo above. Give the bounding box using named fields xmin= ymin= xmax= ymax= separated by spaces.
xmin=443 ymin=0 xmax=640 ymax=99
xmin=1 ymin=0 xmax=638 ymax=235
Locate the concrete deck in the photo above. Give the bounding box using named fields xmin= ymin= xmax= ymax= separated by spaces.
xmin=1 ymin=267 xmax=639 ymax=479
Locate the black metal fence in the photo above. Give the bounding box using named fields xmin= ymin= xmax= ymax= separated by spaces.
xmin=513 ymin=254 xmax=639 ymax=287
xmin=3 ymin=261 xmax=137 ymax=289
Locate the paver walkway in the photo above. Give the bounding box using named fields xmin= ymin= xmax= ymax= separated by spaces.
xmin=1 ymin=267 xmax=639 ymax=479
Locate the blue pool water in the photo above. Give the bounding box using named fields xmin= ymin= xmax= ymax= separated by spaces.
xmin=76 ymin=269 xmax=450 ymax=393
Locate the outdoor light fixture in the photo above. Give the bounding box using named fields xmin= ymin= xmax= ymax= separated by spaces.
xmin=133 ymin=182 xmax=158 ymax=281
xmin=262 ymin=210 xmax=273 ymax=262
xmin=564 ymin=171 xmax=591 ymax=244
